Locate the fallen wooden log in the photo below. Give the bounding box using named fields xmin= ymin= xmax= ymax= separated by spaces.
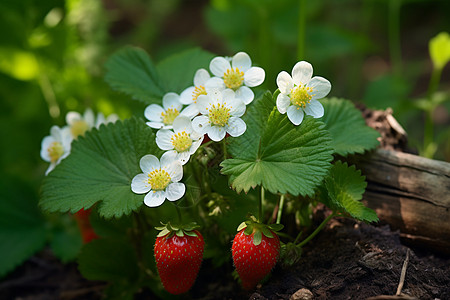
xmin=354 ymin=148 xmax=450 ymax=254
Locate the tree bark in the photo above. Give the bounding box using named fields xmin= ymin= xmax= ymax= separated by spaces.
xmin=355 ymin=149 xmax=450 ymax=254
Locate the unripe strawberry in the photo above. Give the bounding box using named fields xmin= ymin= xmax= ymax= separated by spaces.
xmin=232 ymin=220 xmax=282 ymax=290
xmin=154 ymin=223 xmax=204 ymax=295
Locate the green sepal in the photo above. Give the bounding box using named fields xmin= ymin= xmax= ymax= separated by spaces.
xmin=155 ymin=221 xmax=200 ymax=238
xmin=244 ymin=225 xmax=253 ymax=236
xmin=268 ymin=223 xmax=284 ymax=232
xmin=261 ymin=227 xmax=274 ymax=238
xmin=236 ymin=221 xmax=248 ymax=232
xmin=253 ymin=231 xmax=262 ymax=246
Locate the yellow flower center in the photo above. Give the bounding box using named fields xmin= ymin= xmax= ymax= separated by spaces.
xmin=192 ymin=85 xmax=207 ymax=103
xmin=207 ymin=103 xmax=231 ymax=127
xmin=161 ymin=108 xmax=180 ymax=125
xmin=171 ymin=131 xmax=192 ymax=152
xmin=47 ymin=141 xmax=64 ymax=163
xmin=290 ymin=85 xmax=313 ymax=109
xmin=223 ymin=67 xmax=244 ymax=90
xmin=70 ymin=120 xmax=90 ymax=138
xmin=148 ymin=169 xmax=171 ymax=191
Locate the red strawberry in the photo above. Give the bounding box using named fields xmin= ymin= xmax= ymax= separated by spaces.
xmin=232 ymin=220 xmax=282 ymax=290
xmin=154 ymin=223 xmax=204 ymax=295
xmin=74 ymin=208 xmax=98 ymax=243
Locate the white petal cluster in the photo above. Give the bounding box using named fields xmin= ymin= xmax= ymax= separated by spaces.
xmin=156 ymin=116 xmax=204 ymax=165
xmin=192 ymin=89 xmax=246 ymax=142
xmin=276 ymin=61 xmax=331 ymax=126
xmin=131 ymin=151 xmax=185 ymax=207
xmin=145 ymin=93 xmax=195 ymax=130
xmin=40 ymin=125 xmax=72 ymax=175
xmin=66 ymin=108 xmax=119 ymax=138
xmin=208 ymin=52 xmax=265 ymax=105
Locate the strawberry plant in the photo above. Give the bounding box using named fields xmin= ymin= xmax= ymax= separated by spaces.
xmin=37 ymin=47 xmax=380 ymax=297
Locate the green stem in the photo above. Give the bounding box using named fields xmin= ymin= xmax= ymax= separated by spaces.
xmin=222 ymin=138 xmax=228 ymax=160
xmin=259 ymin=186 xmax=265 ymax=222
xmin=175 ymin=205 xmax=183 ymax=224
xmin=423 ymin=67 xmax=442 ymax=158
xmin=297 ymin=0 xmax=306 ymax=60
xmin=276 ymin=194 xmax=285 ymax=224
xmin=388 ymin=0 xmax=402 ymax=77
xmin=296 ymin=212 xmax=336 ymax=247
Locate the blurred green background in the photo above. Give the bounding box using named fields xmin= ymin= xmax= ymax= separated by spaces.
xmin=0 ymin=0 xmax=449 ymax=277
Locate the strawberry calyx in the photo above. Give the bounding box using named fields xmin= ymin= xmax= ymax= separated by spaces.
xmin=155 ymin=221 xmax=200 ymax=239
xmin=236 ymin=216 xmax=284 ymax=246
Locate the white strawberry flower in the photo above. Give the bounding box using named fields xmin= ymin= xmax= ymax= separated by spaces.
xmin=66 ymin=108 xmax=119 ymax=138
xmin=156 ymin=116 xmax=204 ymax=165
xmin=40 ymin=125 xmax=72 ymax=175
xmin=276 ymin=61 xmax=331 ymax=126
xmin=131 ymin=151 xmax=185 ymax=207
xmin=179 ymin=68 xmax=219 ymax=117
xmin=208 ymin=52 xmax=265 ymax=105
xmin=192 ymin=89 xmax=246 ymax=142
xmin=145 ymin=92 xmax=194 ymax=130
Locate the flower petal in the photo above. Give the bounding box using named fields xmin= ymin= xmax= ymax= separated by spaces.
xmin=232 ymin=52 xmax=251 ymax=72
xmin=276 ymin=93 xmax=291 ymax=114
xmin=144 ymin=104 xmax=164 ymax=122
xmin=83 ymin=108 xmax=95 ymax=128
xmin=65 ymin=111 xmax=82 ymax=125
xmin=131 ymin=173 xmax=151 ymax=194
xmin=192 ymin=116 xmax=210 ymax=134
xmin=226 ymin=117 xmax=246 ymax=137
xmin=177 ymin=151 xmax=191 ymax=165
xmin=276 ymin=71 xmax=294 ymax=94
xmin=172 ymin=115 xmax=193 ymax=133
xmin=287 ymin=105 xmax=305 ymax=125
xmin=308 ymin=76 xmax=331 ymax=100
xmin=146 ymin=121 xmax=166 ymax=130
xmin=292 ymin=61 xmax=313 ymax=86
xmin=180 ymin=104 xmax=199 ymax=119
xmin=140 ymin=154 xmax=160 ymax=173
xmin=207 ymin=125 xmax=227 ymax=141
xmin=210 ymin=56 xmax=231 ymax=77
xmin=144 ymin=191 xmax=166 ymax=207
xmin=244 ymin=67 xmax=265 ymax=87
xmin=304 ymin=99 xmax=324 ymax=118
xmin=205 ymin=77 xmax=225 ymax=91
xmin=196 ymin=95 xmax=211 ymax=115
xmin=189 ymin=136 xmax=204 ymax=154
xmin=160 ymin=151 xmax=178 ymax=168
xmin=193 ymin=68 xmax=211 ymax=86
xmin=166 ymin=182 xmax=186 ymax=201
xmin=235 ymin=86 xmax=254 ymax=105
xmin=162 ymin=93 xmax=182 ymax=110
xmin=156 ymin=130 xmax=174 ymax=151
xmin=227 ymin=97 xmax=246 ymax=118
xmin=164 ymin=160 xmax=183 ymax=182
xmin=179 ymin=86 xmax=195 ymax=105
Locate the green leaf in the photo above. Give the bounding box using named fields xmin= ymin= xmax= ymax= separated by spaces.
xmin=261 ymin=227 xmax=273 ymax=238
xmin=321 ymin=98 xmax=380 ymax=156
xmin=253 ymin=230 xmax=262 ymax=246
xmin=78 ymin=238 xmax=139 ymax=282
xmin=40 ymin=117 xmax=163 ymax=219
xmin=268 ymin=223 xmax=284 ymax=232
xmin=429 ymin=32 xmax=450 ymax=70
xmin=104 ymin=46 xmax=165 ymax=104
xmin=221 ymin=92 xmax=334 ymax=196
xmin=48 ymin=214 xmax=83 ymax=262
xmin=156 ymin=48 xmax=215 ymax=94
xmin=319 ymin=161 xmax=378 ymax=222
xmin=0 ymin=176 xmax=46 ymax=277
